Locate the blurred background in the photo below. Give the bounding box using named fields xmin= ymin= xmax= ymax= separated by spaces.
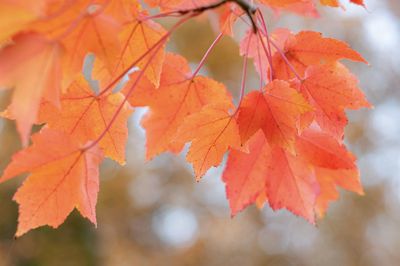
xmin=1 ymin=0 xmax=400 ymax=265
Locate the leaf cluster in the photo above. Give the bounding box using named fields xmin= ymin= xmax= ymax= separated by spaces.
xmin=0 ymin=0 xmax=368 ymax=236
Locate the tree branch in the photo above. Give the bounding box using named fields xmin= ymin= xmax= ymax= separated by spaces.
xmin=179 ymin=0 xmax=258 ymax=32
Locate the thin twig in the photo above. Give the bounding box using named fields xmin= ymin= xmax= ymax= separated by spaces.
xmin=191 ymin=32 xmax=224 ymax=79
xmin=234 ymin=31 xmax=251 ymax=115
xmin=149 ymin=0 xmax=258 ymax=32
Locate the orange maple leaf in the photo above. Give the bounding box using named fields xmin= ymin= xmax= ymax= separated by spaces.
xmin=241 ymin=28 xmax=291 ymax=82
xmin=314 ymin=168 xmax=363 ymax=218
xmin=296 ymin=128 xmax=357 ymax=169
xmin=0 ymin=128 xmax=104 ymax=237
xmin=294 ymin=63 xmax=371 ymax=138
xmin=144 ymin=0 xmax=185 ymax=10
xmin=259 ymin=0 xmax=308 ymax=7
xmin=320 ymin=0 xmax=365 ymax=7
xmin=218 ymin=3 xmax=242 ymax=36
xmin=350 ymin=0 xmax=365 ymax=6
xmin=31 ymin=0 xmax=122 ymax=89
xmin=223 ymin=131 xmax=271 ymax=216
xmin=265 ymin=146 xmax=318 ymax=223
xmin=39 ymin=75 xmax=132 ymax=165
xmin=296 ymin=128 xmax=363 ymax=218
xmin=285 ymin=1 xmax=319 ymax=17
xmin=0 ymin=32 xmax=62 ymax=146
xmin=237 ymin=80 xmax=312 ymax=150
xmin=104 ymin=0 xmax=141 ymax=23
xmin=145 ymin=0 xmax=220 ymax=11
xmin=271 ymin=30 xmax=367 ymax=79
xmin=93 ymin=7 xmax=166 ymax=89
xmin=240 ymin=30 xmax=271 ymax=83
xmin=124 ymin=53 xmax=234 ymax=160
xmin=176 ymin=105 xmax=241 ymax=179
xmin=223 ymin=127 xmax=363 ymax=222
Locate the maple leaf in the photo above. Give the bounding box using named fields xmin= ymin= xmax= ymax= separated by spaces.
xmin=285 ymin=1 xmax=319 ymax=17
xmin=237 ymin=80 xmax=312 ymax=150
xmin=223 ymin=131 xmax=271 ymax=216
xmin=259 ymin=0 xmax=319 ymax=17
xmin=320 ymin=0 xmax=365 ymax=7
xmin=0 ymin=32 xmax=62 ymax=146
xmin=39 ymin=75 xmax=132 ymax=165
xmin=240 ymin=30 xmax=271 ymax=83
xmin=240 ymin=28 xmax=290 ymax=82
xmin=104 ymin=0 xmax=141 ymax=23
xmin=144 ymin=0 xmax=184 ymax=10
xmin=296 ymin=127 xmax=357 ymax=169
xmin=218 ymin=3 xmax=242 ymax=36
xmin=31 ymin=0 xmax=123 ymax=89
xmin=223 ymin=126 xmax=363 ymax=222
xmin=259 ymin=0 xmax=308 ymax=7
xmin=143 ymin=0 xmax=240 ymax=38
xmin=224 ymin=131 xmax=318 ymax=222
xmin=296 ymin=128 xmax=363 ymax=217
xmin=260 ymin=0 xmax=364 ymax=17
xmin=350 ymin=0 xmax=365 ymax=6
xmin=265 ymin=145 xmax=318 ymax=223
xmin=144 ymin=0 xmax=219 ymax=11
xmin=0 ymin=128 xmax=104 ymax=237
xmin=124 ymin=53 xmax=234 ymax=160
xmin=176 ymin=105 xmax=241 ymax=179
xmin=122 ymin=71 xmax=158 ymax=107
xmin=93 ymin=7 xmax=166 ymax=88
xmin=271 ymin=30 xmax=367 ymax=79
xmin=314 ymin=167 xmax=363 ymax=218
xmin=320 ymin=0 xmax=341 ymax=6
xmin=294 ymin=63 xmax=371 ymax=138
